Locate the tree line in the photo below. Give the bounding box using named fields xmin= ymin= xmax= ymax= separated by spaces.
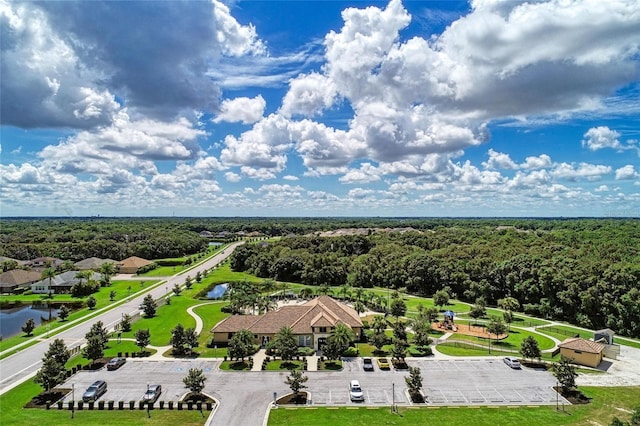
xmin=230 ymin=220 xmax=640 ymax=338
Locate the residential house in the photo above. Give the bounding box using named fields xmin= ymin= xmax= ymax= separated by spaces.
xmin=558 ymin=337 xmax=605 ymax=368
xmin=211 ymin=296 xmax=363 ymax=350
xmin=74 ymin=257 xmax=117 ymax=271
xmin=26 ymin=257 xmax=63 ymax=270
xmin=30 ymin=270 xmax=101 ymax=294
xmin=116 ymin=256 xmax=153 ymax=274
xmin=0 ymin=269 xmax=42 ymax=294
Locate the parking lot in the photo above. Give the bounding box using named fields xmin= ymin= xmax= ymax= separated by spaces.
xmin=61 ymin=358 xmax=568 ymax=426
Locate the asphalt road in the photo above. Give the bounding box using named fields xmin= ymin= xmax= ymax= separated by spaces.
xmin=0 ymin=242 xmax=243 ymax=396
xmin=61 ymin=357 xmax=569 ymax=426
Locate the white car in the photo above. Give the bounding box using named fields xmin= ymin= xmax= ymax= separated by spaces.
xmin=503 ymin=356 xmax=521 ymax=369
xmin=349 ymin=380 xmax=364 ymax=402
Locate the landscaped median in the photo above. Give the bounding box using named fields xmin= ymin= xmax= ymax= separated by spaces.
xmin=267 ymin=386 xmax=640 ymax=426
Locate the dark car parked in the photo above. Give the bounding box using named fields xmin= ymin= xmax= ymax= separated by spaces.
xmin=83 ymin=380 xmax=107 ymax=402
xmin=106 ymin=357 xmax=126 ymax=371
xmin=363 ymin=357 xmax=374 ymax=371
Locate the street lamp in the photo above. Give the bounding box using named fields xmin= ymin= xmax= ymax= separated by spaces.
xmin=71 ymin=383 xmax=75 ymax=419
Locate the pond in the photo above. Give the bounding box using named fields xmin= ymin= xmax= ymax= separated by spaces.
xmin=206 ymin=283 xmax=228 ymax=299
xmin=0 ymin=303 xmax=60 ymax=339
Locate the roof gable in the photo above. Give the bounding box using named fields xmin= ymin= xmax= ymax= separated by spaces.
xmin=118 ymin=256 xmax=152 ymax=268
xmin=559 ymin=337 xmax=606 ymax=354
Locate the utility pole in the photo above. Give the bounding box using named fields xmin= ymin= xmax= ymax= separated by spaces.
xmin=391 ymin=382 xmax=395 ymax=413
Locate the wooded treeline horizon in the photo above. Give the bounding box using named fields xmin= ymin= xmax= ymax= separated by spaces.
xmin=1 ymin=217 xmax=638 ymax=338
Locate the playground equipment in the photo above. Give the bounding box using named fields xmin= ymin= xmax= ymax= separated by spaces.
xmin=441 ymin=310 xmax=457 ymax=332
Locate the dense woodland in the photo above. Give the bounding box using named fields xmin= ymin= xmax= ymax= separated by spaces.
xmin=229 ymin=219 xmax=640 ymax=338
xmin=1 ymin=217 xmax=638 ymax=337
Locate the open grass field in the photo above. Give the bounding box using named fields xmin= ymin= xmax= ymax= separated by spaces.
xmin=268 ymin=386 xmax=640 ymax=426
xmin=0 ymin=380 xmax=210 ymax=426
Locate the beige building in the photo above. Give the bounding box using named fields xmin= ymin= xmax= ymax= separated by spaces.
xmin=211 ymin=296 xmax=363 ymax=351
xmin=116 ymin=256 xmax=153 ymax=274
xmin=558 ymin=337 xmax=605 ymax=368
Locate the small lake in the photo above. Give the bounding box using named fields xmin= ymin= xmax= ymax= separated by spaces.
xmin=0 ymin=303 xmax=60 ymax=339
xmin=206 ymin=283 xmax=228 ymax=299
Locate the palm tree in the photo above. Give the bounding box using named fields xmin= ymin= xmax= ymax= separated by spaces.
xmin=354 ymin=286 xmax=365 ymax=302
xmin=339 ymin=284 xmax=352 ymax=301
xmin=299 ymin=287 xmax=314 ymax=299
xmin=41 ymin=268 xmax=56 ymax=294
xmin=75 ymin=270 xmax=92 ymax=286
xmin=330 ymin=323 xmax=354 ymax=350
xmin=257 ymin=296 xmax=277 ymax=314
xmin=99 ymin=262 xmax=117 ymax=285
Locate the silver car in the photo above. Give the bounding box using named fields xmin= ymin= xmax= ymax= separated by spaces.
xmin=143 ymin=384 xmax=162 ymax=403
xmin=83 ymin=380 xmax=107 ymax=402
xmin=503 ymin=356 xmax=521 ymax=369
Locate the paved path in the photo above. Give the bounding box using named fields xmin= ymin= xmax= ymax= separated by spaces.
xmin=0 ymin=242 xmax=243 ymax=396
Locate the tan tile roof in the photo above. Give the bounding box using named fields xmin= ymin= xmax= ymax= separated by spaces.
xmin=74 ymin=257 xmax=116 ymax=270
xmin=250 ymin=306 xmax=311 ymax=334
xmin=0 ymin=269 xmax=42 ymax=286
xmin=211 ymin=296 xmax=363 ymax=335
xmin=211 ymin=315 xmax=262 ymax=333
xmin=559 ymin=337 xmax=606 ymax=354
xmin=118 ymin=256 xmax=153 ymax=268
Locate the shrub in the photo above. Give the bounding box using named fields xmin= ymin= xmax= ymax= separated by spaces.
xmin=297 ymin=347 xmax=315 ymax=356
xmin=343 ymin=347 xmax=358 ymax=357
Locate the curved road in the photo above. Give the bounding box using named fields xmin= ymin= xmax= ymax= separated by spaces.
xmin=0 ymin=241 xmax=243 ymax=396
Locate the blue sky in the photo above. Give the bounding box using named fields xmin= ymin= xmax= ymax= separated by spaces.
xmin=1 ymin=0 xmax=639 ymax=217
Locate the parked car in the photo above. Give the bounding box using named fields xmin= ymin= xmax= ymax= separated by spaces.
xmin=503 ymin=356 xmax=521 ymax=369
xmin=82 ymin=380 xmax=107 ymax=402
xmin=349 ymin=380 xmax=364 ymax=402
xmin=377 ymin=357 xmax=390 ymax=370
xmin=362 ymin=357 xmax=374 ymax=371
xmin=143 ymin=384 xmax=162 ymax=403
xmin=106 ymin=357 xmax=126 ymax=371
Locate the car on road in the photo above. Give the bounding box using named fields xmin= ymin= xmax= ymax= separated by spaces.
xmin=106 ymin=357 xmax=126 ymax=371
xmin=377 ymin=357 xmax=390 ymax=370
xmin=362 ymin=357 xmax=374 ymax=371
xmin=143 ymin=384 xmax=162 ymax=403
xmin=83 ymin=380 xmax=107 ymax=402
xmin=349 ymin=380 xmax=364 ymax=402
xmin=503 ymin=356 xmax=521 ymax=369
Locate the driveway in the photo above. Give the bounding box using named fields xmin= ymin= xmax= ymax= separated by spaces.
xmin=577 ymin=344 xmax=640 ymax=387
xmin=61 ymin=358 xmax=568 ymax=426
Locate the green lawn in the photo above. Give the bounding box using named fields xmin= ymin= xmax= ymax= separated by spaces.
xmin=268 ymin=387 xmax=640 ymax=426
xmin=64 ymin=339 xmax=157 ymax=369
xmin=535 ymin=325 xmax=593 ymax=341
xmin=0 ymin=380 xmax=210 ymax=426
xmin=435 ymin=341 xmax=560 ymax=361
xmin=219 ymin=360 xmax=251 ymax=371
xmin=265 ymin=360 xmax=303 ymax=370
xmin=447 ymin=327 xmax=556 ymax=351
xmin=403 ymin=297 xmax=470 ymax=317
